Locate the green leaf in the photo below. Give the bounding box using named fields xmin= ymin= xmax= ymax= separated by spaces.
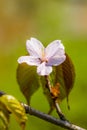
xmin=0 ymin=94 xmax=27 ymax=130
xmin=40 ymin=76 xmax=54 ymax=113
xmin=17 ymin=63 xmax=40 ymax=104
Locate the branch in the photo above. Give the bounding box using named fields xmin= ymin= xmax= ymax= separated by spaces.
xmin=23 ymin=103 xmax=85 ymax=130
xmin=0 ymin=91 xmax=85 ymax=130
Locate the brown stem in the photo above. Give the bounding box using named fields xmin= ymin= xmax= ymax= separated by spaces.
xmin=54 ymin=100 xmax=67 ymax=120
xmin=45 ymin=75 xmax=67 ymax=120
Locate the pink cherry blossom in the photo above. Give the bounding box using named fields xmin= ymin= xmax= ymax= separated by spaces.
xmin=18 ymin=37 xmax=66 ymax=76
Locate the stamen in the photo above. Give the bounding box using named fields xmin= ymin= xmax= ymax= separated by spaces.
xmin=41 ymin=57 xmax=48 ymax=63
xmin=41 ymin=48 xmax=48 ymax=63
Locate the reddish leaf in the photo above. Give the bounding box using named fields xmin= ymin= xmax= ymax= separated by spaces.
xmin=41 ymin=53 xmax=75 ymax=113
xmin=54 ymin=53 xmax=75 ymax=100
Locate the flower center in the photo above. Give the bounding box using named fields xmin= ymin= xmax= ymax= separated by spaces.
xmin=41 ymin=56 xmax=48 ymax=63
xmin=41 ymin=50 xmax=48 ymax=63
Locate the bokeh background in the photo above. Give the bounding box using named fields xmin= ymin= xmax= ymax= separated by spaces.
xmin=0 ymin=0 xmax=87 ymax=129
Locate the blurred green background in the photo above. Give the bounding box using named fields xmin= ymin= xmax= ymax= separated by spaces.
xmin=0 ymin=0 xmax=87 ymax=129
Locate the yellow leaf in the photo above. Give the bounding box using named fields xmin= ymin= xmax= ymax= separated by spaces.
xmin=0 ymin=94 xmax=27 ymax=130
xmin=0 ymin=96 xmax=10 ymax=130
xmin=0 ymin=110 xmax=9 ymax=130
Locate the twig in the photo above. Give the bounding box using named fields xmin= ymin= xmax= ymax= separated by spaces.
xmin=23 ymin=103 xmax=85 ymax=130
xmin=0 ymin=91 xmax=5 ymax=96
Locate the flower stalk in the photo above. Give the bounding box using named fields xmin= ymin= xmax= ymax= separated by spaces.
xmin=45 ymin=75 xmax=66 ymax=120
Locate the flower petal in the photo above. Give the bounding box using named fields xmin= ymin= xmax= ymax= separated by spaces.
xmin=26 ymin=37 xmax=44 ymax=58
xmin=18 ymin=56 xmax=40 ymax=66
xmin=47 ymin=55 xmax=66 ymax=66
xmin=37 ymin=62 xmax=52 ymax=76
xmin=45 ymin=40 xmax=65 ymax=59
